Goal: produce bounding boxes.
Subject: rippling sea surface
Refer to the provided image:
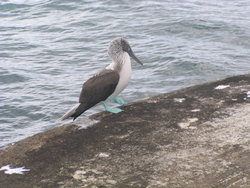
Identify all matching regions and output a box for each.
[1,0,250,147]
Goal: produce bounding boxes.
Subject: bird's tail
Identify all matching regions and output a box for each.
[60,103,88,121]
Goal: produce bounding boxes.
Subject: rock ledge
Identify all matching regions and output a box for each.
[0,74,250,188]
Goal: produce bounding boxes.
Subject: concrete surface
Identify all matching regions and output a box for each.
[0,74,250,188]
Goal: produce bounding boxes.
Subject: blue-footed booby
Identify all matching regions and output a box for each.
[61,37,143,121]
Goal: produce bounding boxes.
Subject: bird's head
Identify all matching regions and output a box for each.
[108,37,143,65]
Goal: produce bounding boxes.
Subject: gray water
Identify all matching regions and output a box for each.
[1,0,250,147]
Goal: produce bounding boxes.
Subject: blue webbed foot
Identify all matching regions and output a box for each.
[110,96,126,106]
[103,103,123,114]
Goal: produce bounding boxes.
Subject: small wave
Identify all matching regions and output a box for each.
[0,0,49,6]
[0,73,28,84]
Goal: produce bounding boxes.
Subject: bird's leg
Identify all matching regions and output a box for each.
[103,102,123,114]
[110,96,126,106]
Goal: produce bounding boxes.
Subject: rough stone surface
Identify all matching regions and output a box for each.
[0,74,250,188]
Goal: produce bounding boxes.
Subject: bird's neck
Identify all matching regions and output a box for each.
[106,52,131,73]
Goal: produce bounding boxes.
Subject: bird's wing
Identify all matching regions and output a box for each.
[79,69,119,108]
[61,69,119,121]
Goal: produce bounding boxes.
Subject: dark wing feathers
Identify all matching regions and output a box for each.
[72,69,119,120]
[80,69,119,103]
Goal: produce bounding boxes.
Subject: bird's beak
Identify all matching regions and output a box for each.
[128,50,143,65]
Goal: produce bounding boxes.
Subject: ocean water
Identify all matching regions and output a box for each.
[0,0,250,147]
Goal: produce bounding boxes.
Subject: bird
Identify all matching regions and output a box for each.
[61,37,143,121]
